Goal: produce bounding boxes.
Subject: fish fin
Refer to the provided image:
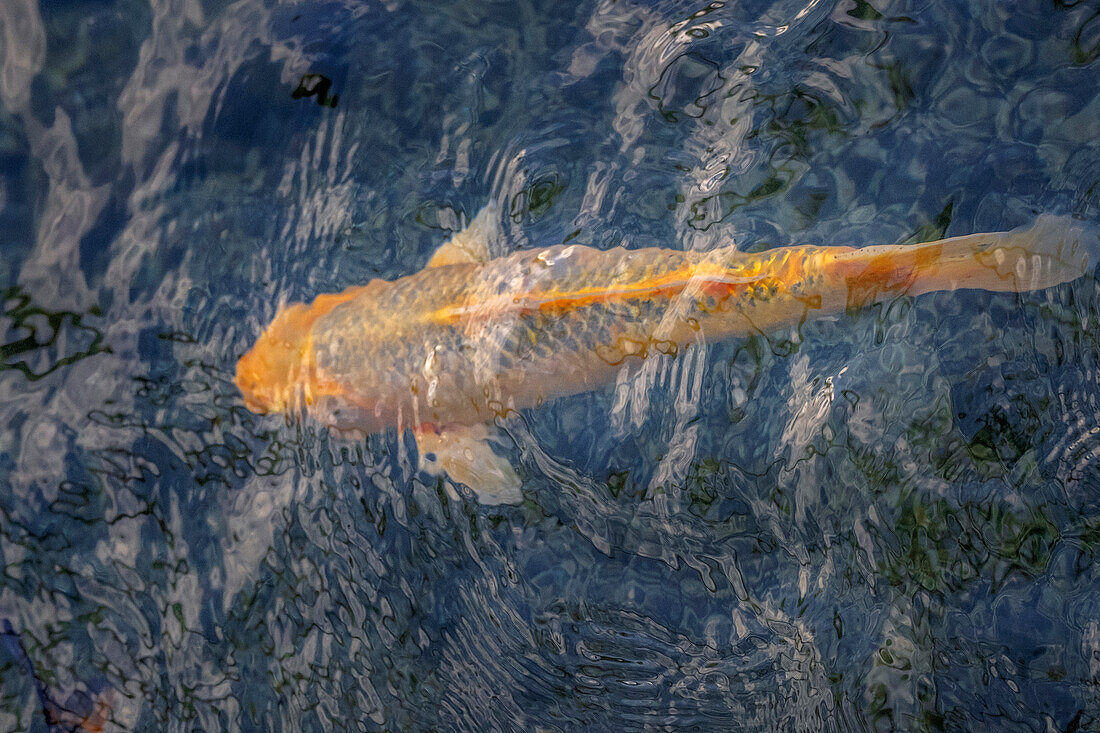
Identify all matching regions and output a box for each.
[825,214,1098,309]
[415,423,523,505]
[425,203,500,267]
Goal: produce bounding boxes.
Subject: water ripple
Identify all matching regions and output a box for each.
[3,0,1100,729]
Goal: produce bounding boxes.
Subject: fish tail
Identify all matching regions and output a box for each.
[827,215,1097,309]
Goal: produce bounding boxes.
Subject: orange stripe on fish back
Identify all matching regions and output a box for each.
[427,257,778,325]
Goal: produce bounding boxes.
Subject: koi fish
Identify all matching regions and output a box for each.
[235,208,1095,504]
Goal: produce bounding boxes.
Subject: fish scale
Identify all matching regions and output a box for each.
[305,245,780,430]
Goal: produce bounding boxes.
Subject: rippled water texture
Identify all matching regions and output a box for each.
[2,0,1100,730]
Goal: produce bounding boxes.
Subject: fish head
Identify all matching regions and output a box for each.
[235,302,316,414]
[236,286,376,415]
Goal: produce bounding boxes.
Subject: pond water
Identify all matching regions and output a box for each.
[2,0,1100,730]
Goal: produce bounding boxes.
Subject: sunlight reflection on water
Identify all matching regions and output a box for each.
[2,0,1100,730]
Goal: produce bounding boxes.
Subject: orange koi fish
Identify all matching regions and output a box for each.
[236,208,1095,503]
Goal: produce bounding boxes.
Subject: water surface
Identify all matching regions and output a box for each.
[2,0,1100,729]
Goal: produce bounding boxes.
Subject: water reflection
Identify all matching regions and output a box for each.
[2,0,1100,729]
[2,287,110,381]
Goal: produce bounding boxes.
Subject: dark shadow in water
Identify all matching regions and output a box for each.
[1,287,110,381]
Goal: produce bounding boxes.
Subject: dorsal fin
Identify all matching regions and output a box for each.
[426,203,501,267]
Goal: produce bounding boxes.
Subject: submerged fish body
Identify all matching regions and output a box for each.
[236,211,1095,502]
[242,243,822,431]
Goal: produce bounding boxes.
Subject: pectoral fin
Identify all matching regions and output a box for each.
[415,422,523,505]
[425,203,501,267]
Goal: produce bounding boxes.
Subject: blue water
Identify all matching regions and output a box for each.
[2,0,1100,730]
